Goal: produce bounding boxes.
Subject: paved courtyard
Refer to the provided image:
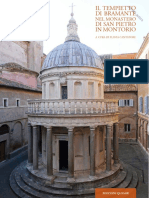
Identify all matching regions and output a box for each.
[0,143,148,198]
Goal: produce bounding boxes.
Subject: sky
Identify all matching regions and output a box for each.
[44,0,149,56]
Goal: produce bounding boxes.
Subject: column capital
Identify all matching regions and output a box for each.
[46,126,52,130]
[32,125,38,129]
[28,122,31,126]
[107,124,112,128]
[67,127,74,132]
[114,122,119,125]
[90,126,97,131]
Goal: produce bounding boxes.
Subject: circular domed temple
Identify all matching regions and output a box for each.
[10,12,138,198]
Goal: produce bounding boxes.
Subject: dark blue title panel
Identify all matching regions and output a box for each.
[104,59,149,84]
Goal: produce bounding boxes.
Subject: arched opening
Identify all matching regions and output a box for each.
[74,82,82,99]
[98,83,101,99]
[12,122,22,151]
[0,125,9,135]
[44,83,46,99]
[0,125,9,162]
[88,82,94,99]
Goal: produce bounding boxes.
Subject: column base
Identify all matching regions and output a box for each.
[89,175,98,181]
[45,175,56,185]
[67,177,75,183]
[114,159,119,164]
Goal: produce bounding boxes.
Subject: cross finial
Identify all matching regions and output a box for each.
[69,3,76,17]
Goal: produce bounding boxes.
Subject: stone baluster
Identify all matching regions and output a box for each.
[75,102,77,114]
[47,102,50,114]
[96,102,98,113]
[43,102,45,113]
[104,103,106,113]
[80,102,83,114]
[57,102,60,114]
[35,103,37,113]
[52,102,54,114]
[86,101,88,114]
[63,102,65,114]
[69,102,71,114]
[91,102,93,114]
[101,102,103,113]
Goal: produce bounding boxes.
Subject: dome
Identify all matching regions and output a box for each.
[42,12,103,71]
[42,41,103,70]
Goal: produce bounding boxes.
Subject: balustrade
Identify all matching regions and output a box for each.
[27,99,118,115]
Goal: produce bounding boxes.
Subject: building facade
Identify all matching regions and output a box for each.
[10,12,139,198]
[136,33,149,153]
[0,41,43,162]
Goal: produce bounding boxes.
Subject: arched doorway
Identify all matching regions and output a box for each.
[0,125,9,162]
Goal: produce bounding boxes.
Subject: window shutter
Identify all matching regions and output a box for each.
[139,97,141,112]
[118,100,121,106]
[130,99,133,107]
[122,100,125,107]
[124,124,126,131]
[128,124,130,131]
[141,97,143,112]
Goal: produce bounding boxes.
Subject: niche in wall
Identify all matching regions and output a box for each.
[88,82,94,99]
[49,82,55,99]
[74,81,82,99]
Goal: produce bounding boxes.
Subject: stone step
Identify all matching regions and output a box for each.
[9,169,32,198]
[21,172,97,196]
[128,169,139,188]
[117,165,133,188]
[101,170,127,188]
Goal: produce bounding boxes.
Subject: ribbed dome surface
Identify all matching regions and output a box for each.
[42,41,103,70]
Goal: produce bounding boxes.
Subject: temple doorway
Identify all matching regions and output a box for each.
[59,140,68,171]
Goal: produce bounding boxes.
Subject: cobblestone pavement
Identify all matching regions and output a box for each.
[0,144,148,198]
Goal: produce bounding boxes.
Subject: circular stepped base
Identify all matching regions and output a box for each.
[10,160,139,198]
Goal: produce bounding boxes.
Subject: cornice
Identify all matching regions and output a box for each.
[39,71,104,80]
[0,62,39,76]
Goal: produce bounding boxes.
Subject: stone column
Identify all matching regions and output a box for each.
[113,123,119,164]
[46,127,53,176]
[67,127,74,181]
[106,124,112,171]
[28,123,33,164]
[90,127,96,177]
[33,126,38,170]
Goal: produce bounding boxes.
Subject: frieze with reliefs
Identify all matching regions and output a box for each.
[28,113,118,128]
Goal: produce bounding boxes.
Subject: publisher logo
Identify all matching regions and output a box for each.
[104,59,149,84]
[95,188,136,198]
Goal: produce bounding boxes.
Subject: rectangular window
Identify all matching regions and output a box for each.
[61,86,67,99]
[124,124,130,132]
[118,99,133,107]
[3,99,8,107]
[139,97,143,113]
[16,99,20,107]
